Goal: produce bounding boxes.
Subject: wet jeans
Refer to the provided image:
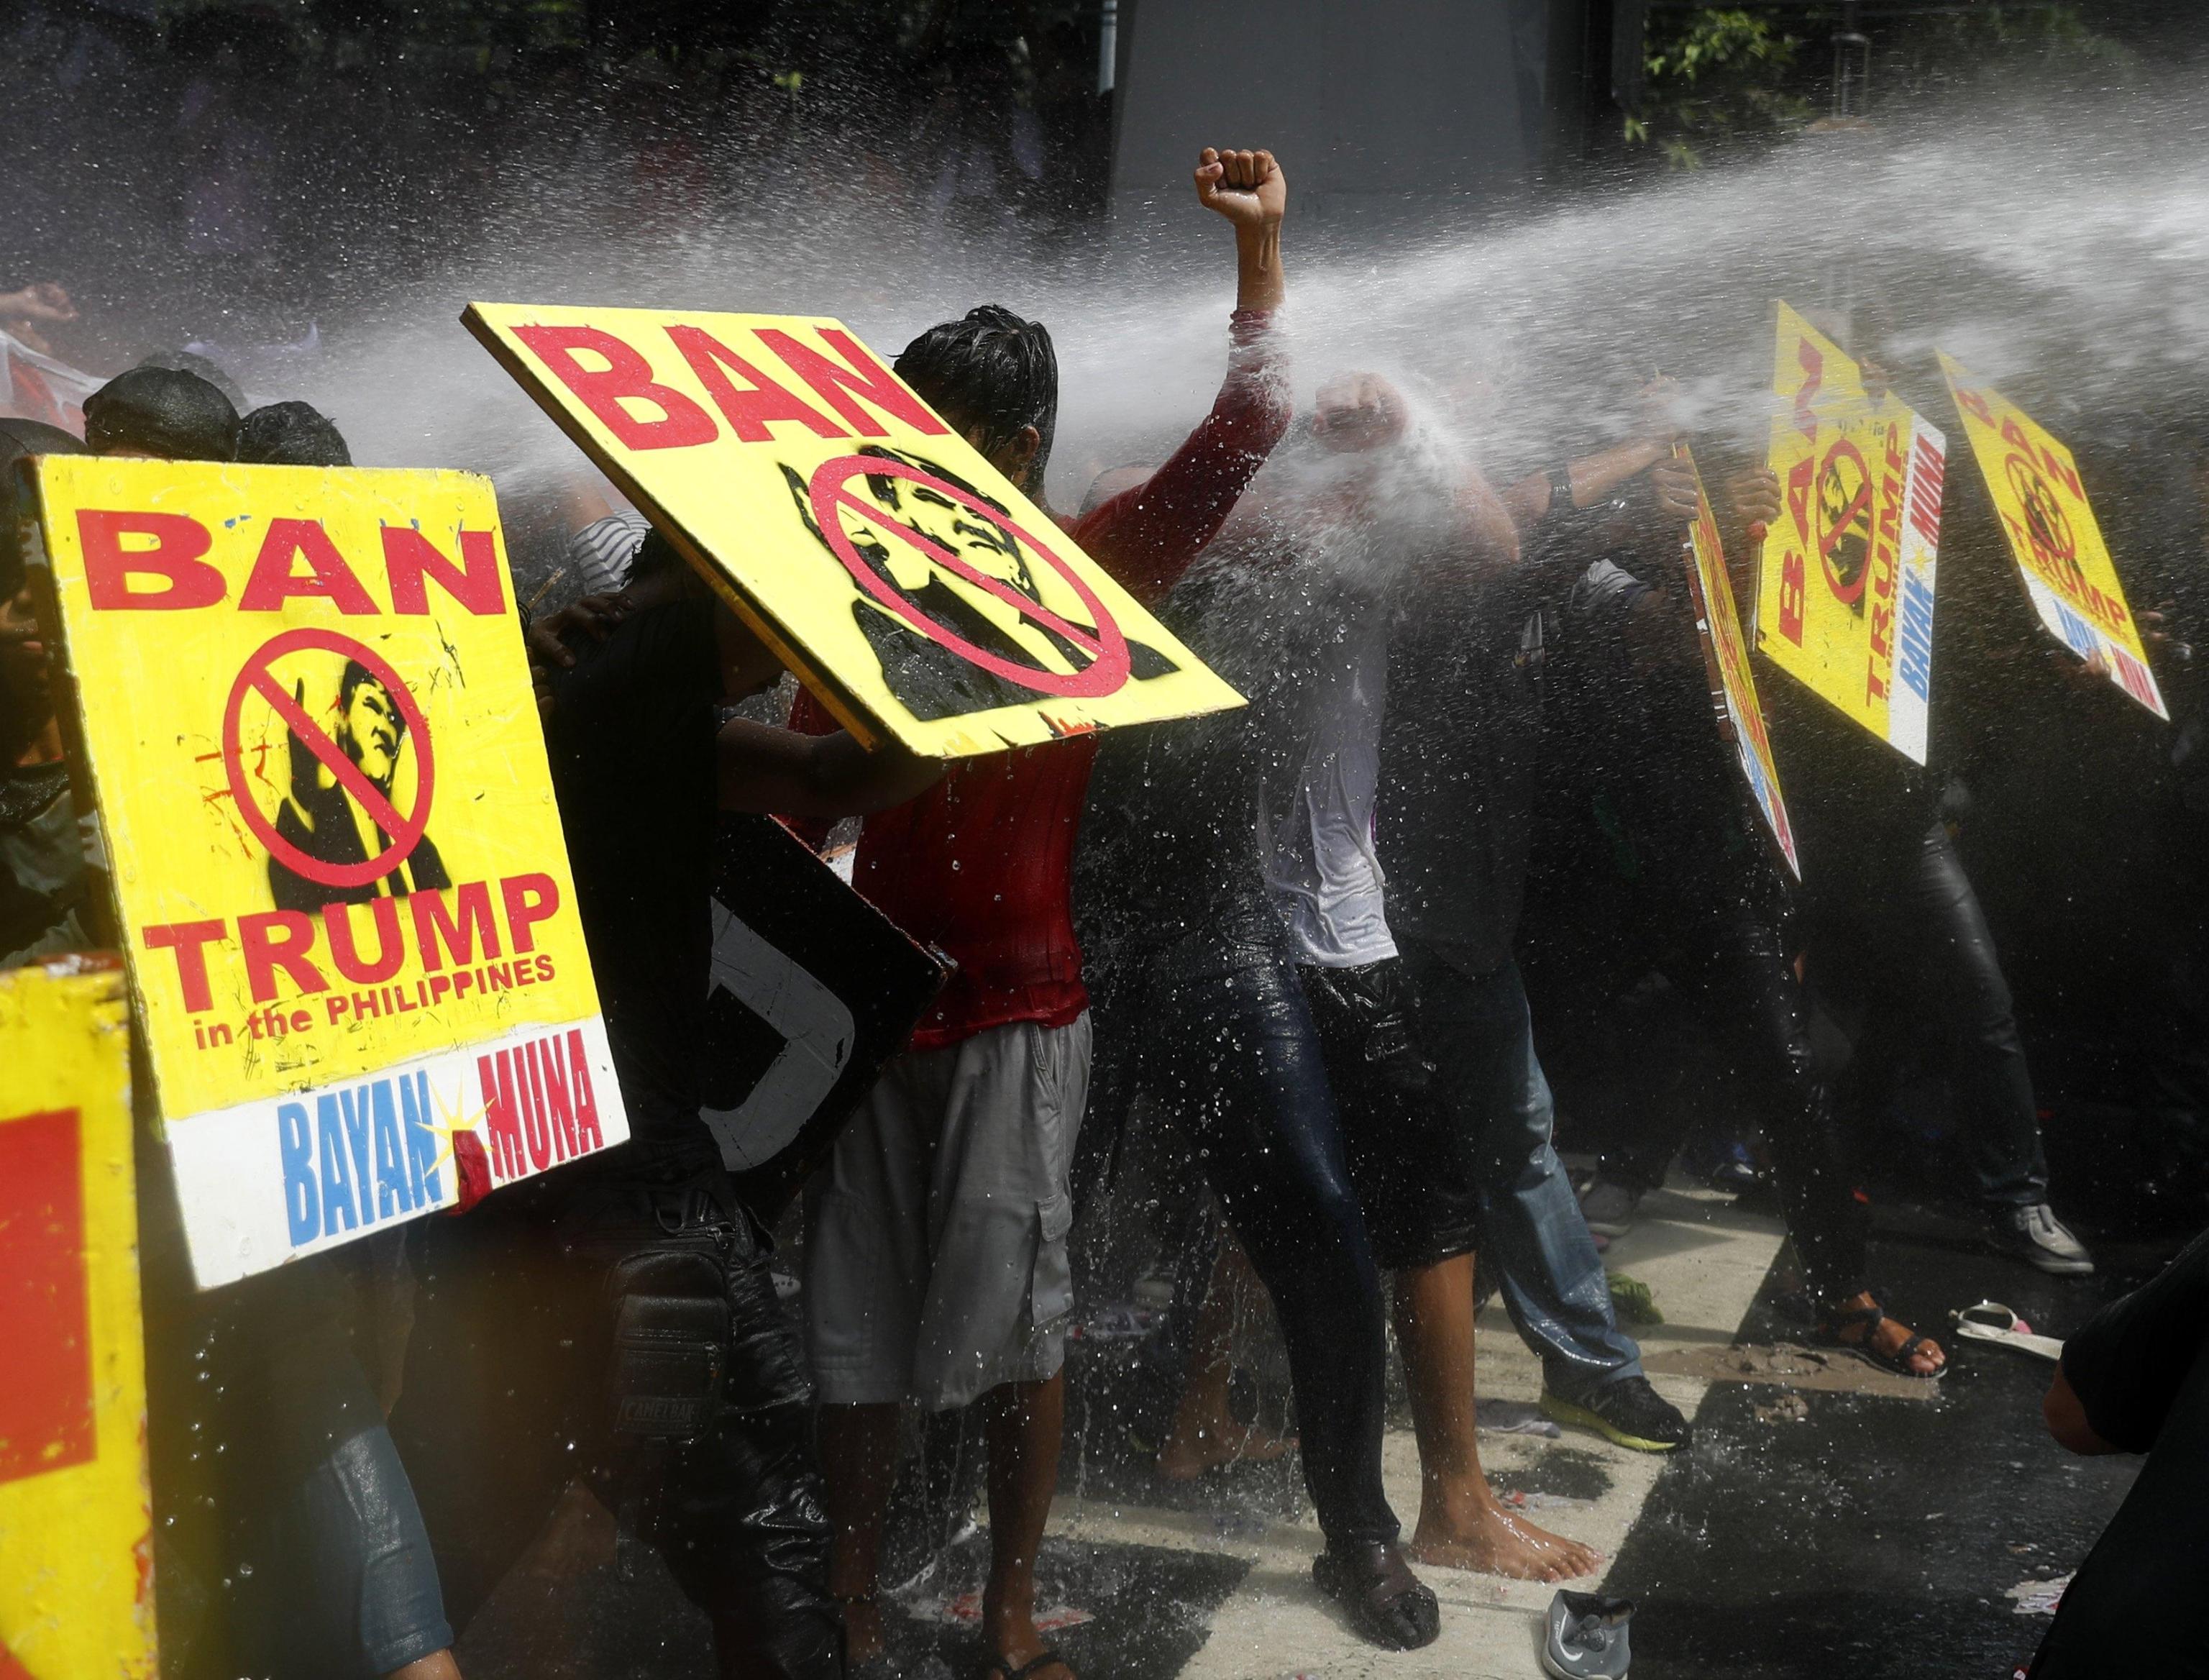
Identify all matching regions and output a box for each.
[1138,913,1401,1551]
[1806,821,2051,1212]
[216,1247,454,1679]
[391,1155,840,1680]
[1396,941,1644,1400]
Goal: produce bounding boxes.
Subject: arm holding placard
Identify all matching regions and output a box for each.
[1721,465,1783,609]
[1501,378,1684,533]
[717,718,940,818]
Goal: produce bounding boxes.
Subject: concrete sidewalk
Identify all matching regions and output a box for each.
[1048,1180,1788,1679]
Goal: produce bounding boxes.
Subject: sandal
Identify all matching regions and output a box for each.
[978,1649,1072,1680]
[1950,1300,2064,1363]
[1312,1542,1442,1651]
[1814,1297,1946,1379]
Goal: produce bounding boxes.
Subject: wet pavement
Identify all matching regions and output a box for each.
[456,1182,2163,1679]
[1613,1205,2151,1680]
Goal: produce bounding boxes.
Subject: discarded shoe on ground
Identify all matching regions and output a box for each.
[1950,1300,2064,1362]
[1542,1589,1634,1679]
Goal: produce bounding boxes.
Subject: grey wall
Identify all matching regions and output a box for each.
[1107,0,1555,255]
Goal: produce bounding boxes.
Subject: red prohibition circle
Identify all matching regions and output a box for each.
[1814,437,1875,606]
[807,454,1133,700]
[223,627,436,890]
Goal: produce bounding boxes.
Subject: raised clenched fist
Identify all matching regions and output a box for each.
[1312,372,1409,455]
[1194,147,1286,232]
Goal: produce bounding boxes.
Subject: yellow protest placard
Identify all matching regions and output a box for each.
[0,960,157,1680]
[1755,302,1947,763]
[464,303,1245,759]
[26,457,629,1288]
[1937,353,2167,719]
[1678,444,1798,879]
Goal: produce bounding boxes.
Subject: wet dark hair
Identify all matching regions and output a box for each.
[893,306,1057,484]
[83,366,239,461]
[237,401,352,467]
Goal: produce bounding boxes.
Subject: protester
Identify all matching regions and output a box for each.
[1378,424,1695,1456]
[393,523,938,1680]
[1724,461,2096,1277]
[139,401,470,1680]
[782,146,1327,1674]
[1077,447,1445,1638]
[1256,374,1612,1576]
[2029,1225,2209,1676]
[1521,447,1946,1377]
[0,419,96,966]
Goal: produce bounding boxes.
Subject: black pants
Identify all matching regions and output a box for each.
[1539,886,1872,1306]
[1301,960,1483,1272]
[390,1159,839,1680]
[1804,820,2050,1212]
[1135,914,1401,1552]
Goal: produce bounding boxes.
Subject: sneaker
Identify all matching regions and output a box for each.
[1542,1375,1692,1453]
[1578,1177,1642,1238]
[1542,1589,1634,1679]
[1990,1204,2095,1276]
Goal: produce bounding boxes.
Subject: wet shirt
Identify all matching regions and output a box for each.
[1082,548,1346,961]
[541,596,722,1159]
[2031,1227,2209,1679]
[1378,575,1544,978]
[1259,606,1396,967]
[789,309,1290,1051]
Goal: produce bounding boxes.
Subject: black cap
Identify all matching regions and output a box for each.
[82,365,240,461]
[237,401,352,468]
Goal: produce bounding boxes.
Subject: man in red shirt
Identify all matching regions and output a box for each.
[790,147,1293,1680]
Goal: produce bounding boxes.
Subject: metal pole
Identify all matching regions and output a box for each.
[1831,0,1870,119]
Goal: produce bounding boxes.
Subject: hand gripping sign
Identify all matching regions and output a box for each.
[0,962,157,1680]
[1677,444,1800,880]
[22,457,628,1288]
[464,303,1245,759]
[1937,353,2168,721]
[1755,302,1947,764]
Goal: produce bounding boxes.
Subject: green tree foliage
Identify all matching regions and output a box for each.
[1627,4,2138,171]
[1629,9,1811,169]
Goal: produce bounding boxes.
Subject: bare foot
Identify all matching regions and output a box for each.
[1156,1419,1298,1482]
[1407,1502,1604,1583]
[981,1606,1076,1680]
